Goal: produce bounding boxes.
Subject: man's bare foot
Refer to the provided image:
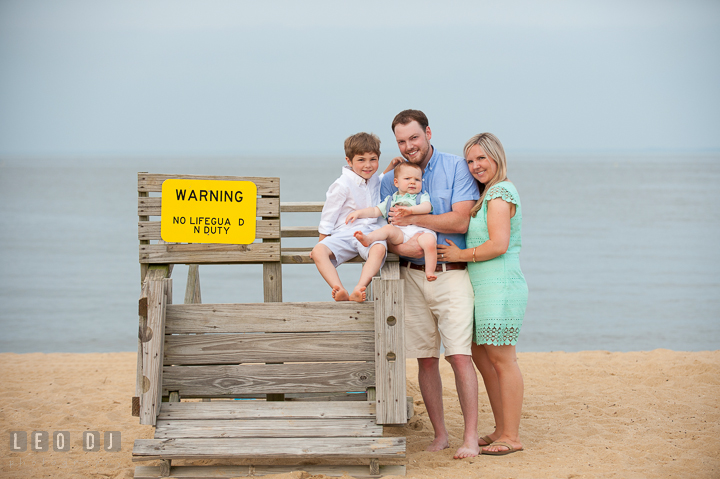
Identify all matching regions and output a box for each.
[454,440,480,459]
[426,436,449,452]
[426,273,437,282]
[332,286,349,301]
[348,286,366,302]
[353,231,372,247]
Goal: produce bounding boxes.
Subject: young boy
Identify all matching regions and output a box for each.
[311,132,396,302]
[347,162,438,281]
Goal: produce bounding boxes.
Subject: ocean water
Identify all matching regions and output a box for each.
[0,154,718,353]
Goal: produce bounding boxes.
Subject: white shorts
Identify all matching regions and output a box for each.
[398,224,437,244]
[401,266,474,358]
[319,227,387,267]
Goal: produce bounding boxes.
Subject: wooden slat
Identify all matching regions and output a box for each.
[164,332,375,365]
[134,464,406,479]
[139,220,280,241]
[281,226,319,237]
[165,302,375,334]
[162,362,375,397]
[154,418,383,438]
[132,436,406,461]
[140,279,169,425]
[372,277,407,425]
[138,197,279,217]
[140,243,278,264]
[281,249,400,265]
[138,174,279,196]
[280,201,324,212]
[158,400,375,420]
[380,261,400,280]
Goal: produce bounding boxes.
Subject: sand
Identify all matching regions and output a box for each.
[0,350,718,479]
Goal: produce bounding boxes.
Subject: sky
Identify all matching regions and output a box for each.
[1,0,719,157]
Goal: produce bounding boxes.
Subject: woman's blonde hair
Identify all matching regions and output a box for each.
[464,132,508,217]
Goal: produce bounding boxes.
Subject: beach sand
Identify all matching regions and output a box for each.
[0,350,717,478]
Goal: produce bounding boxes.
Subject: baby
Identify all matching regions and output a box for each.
[346,162,438,281]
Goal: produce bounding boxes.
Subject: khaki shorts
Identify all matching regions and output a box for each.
[401,266,474,358]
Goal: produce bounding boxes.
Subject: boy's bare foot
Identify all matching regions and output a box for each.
[426,436,449,452]
[453,440,480,459]
[353,231,372,247]
[426,273,437,282]
[348,286,366,302]
[332,286,349,301]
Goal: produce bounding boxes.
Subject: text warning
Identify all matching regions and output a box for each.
[160,179,257,244]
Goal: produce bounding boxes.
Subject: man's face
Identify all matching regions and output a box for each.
[394,121,432,167]
[346,151,380,180]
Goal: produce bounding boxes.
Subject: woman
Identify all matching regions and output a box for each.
[437,132,528,455]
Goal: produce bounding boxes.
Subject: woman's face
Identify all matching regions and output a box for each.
[466,144,497,184]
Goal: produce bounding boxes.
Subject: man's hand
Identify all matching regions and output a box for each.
[387,232,424,258]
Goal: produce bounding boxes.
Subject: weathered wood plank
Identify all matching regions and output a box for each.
[154,418,383,438]
[140,243,279,264]
[139,220,280,241]
[280,201,324,212]
[138,197,279,217]
[372,277,407,425]
[281,249,400,265]
[184,265,201,305]
[281,226,319,237]
[132,436,406,461]
[140,279,170,425]
[157,400,375,420]
[380,261,400,280]
[134,464,406,478]
[165,302,374,334]
[138,174,279,196]
[164,332,375,365]
[162,362,375,397]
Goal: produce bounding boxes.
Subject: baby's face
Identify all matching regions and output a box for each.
[346,151,379,180]
[394,167,423,195]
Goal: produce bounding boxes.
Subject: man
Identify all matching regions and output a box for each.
[380,109,480,458]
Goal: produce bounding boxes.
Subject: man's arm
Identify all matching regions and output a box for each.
[387,200,475,257]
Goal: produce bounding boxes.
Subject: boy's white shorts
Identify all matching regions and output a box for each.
[319,227,387,267]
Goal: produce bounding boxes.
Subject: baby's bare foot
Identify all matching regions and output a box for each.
[348,286,366,302]
[332,286,349,301]
[353,231,372,247]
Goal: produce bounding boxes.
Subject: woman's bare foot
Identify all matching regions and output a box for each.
[481,437,523,455]
[353,231,372,247]
[348,285,366,302]
[426,273,437,282]
[332,286,350,301]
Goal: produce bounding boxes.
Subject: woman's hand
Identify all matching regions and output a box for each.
[437,239,463,263]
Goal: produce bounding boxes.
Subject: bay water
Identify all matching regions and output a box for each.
[1,154,718,353]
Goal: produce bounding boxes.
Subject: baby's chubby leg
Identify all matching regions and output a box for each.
[310,243,349,301]
[418,233,438,281]
[354,225,404,248]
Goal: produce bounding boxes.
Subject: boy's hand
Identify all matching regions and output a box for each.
[345,211,360,224]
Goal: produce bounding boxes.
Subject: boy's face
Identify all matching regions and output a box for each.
[393,166,422,195]
[346,151,379,180]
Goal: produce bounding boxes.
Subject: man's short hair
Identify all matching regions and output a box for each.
[391,109,429,132]
[344,132,381,159]
[394,161,423,179]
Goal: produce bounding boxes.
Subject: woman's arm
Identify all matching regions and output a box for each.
[436,198,512,262]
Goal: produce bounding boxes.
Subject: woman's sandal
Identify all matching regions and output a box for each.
[482,441,523,456]
[479,435,494,446]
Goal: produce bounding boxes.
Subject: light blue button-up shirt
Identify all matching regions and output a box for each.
[380,146,480,264]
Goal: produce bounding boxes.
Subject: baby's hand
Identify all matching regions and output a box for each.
[393,206,412,218]
[345,211,359,224]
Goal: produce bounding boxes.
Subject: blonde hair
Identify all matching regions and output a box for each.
[464,133,508,217]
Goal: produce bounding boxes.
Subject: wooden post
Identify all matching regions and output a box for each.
[184,264,201,304]
[369,459,380,476]
[160,459,171,476]
[139,276,170,425]
[263,191,284,401]
[372,276,406,425]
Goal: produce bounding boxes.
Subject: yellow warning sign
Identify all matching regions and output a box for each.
[160,179,257,244]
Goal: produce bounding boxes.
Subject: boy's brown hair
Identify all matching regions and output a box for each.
[344,132,381,160]
[394,161,423,179]
[391,109,429,132]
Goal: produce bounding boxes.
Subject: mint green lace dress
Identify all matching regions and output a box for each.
[466,181,528,346]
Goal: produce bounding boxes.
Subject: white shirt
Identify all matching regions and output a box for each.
[318,166,384,236]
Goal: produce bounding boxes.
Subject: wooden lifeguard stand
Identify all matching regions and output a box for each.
[132,173,409,478]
